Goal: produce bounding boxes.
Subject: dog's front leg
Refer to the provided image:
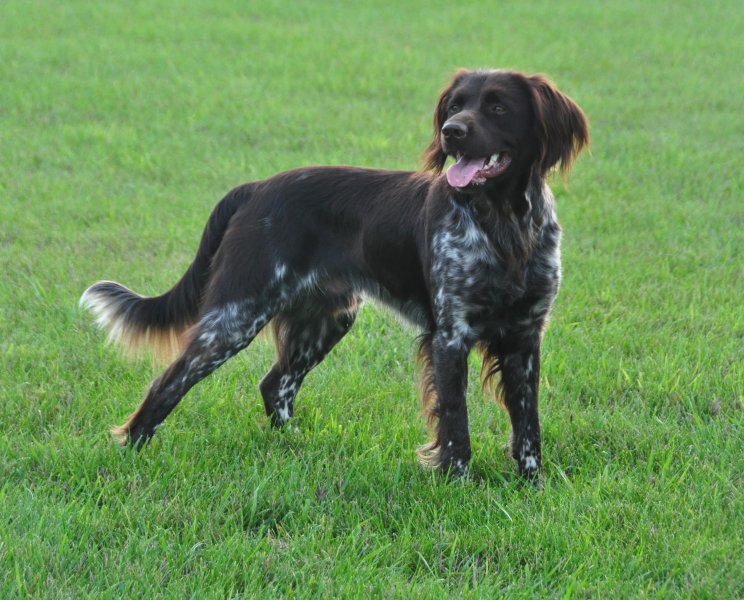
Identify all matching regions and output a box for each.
[499,343,543,482]
[430,331,471,477]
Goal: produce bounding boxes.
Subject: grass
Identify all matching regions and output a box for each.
[1,0,742,597]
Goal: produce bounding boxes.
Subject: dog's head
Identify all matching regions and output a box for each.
[422,69,589,191]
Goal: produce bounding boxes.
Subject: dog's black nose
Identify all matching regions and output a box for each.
[441,121,468,139]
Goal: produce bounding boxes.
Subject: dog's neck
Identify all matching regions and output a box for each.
[455,169,545,226]
[451,170,548,295]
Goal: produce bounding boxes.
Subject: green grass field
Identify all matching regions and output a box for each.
[2,1,742,597]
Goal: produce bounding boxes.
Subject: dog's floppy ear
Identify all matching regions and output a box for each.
[421,69,469,173]
[528,74,589,178]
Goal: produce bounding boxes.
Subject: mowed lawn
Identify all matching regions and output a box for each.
[1,1,742,597]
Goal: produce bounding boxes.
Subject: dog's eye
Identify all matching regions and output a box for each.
[491,103,506,115]
[447,104,460,116]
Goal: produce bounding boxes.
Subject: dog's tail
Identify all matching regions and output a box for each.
[79,185,248,361]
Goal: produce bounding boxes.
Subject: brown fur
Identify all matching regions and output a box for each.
[415,334,442,467]
[80,69,588,482]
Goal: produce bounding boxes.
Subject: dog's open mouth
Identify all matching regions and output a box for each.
[446,152,512,188]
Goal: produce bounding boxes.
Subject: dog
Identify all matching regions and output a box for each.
[80,69,588,482]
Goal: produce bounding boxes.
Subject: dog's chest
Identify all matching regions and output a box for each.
[429,203,559,340]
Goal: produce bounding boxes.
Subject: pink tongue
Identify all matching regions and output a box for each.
[446,156,486,188]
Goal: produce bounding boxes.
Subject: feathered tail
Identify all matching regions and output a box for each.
[79,185,248,361]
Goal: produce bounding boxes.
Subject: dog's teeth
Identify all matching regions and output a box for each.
[489,153,500,166]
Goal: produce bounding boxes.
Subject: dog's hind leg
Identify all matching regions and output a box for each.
[259,290,358,427]
[112,300,273,447]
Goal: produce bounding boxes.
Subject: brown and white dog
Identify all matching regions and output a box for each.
[81,69,588,482]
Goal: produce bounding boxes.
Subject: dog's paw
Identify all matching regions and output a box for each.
[111,421,156,450]
[516,456,543,488]
[418,440,471,481]
[444,457,471,481]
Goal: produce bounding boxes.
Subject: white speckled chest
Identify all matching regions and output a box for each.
[429,198,561,345]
